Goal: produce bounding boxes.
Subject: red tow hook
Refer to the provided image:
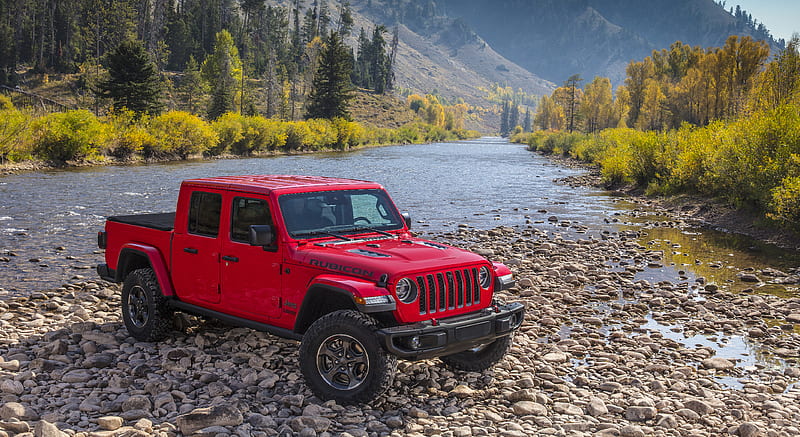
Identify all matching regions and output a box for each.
[431,319,439,326]
[493,305,500,313]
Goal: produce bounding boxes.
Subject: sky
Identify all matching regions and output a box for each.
[728,0,799,42]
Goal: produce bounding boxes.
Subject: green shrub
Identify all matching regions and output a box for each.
[0,104,31,163]
[31,110,106,162]
[509,130,530,144]
[147,111,217,159]
[423,124,448,142]
[770,175,800,225]
[571,134,606,162]
[210,112,245,156]
[245,116,287,153]
[0,94,13,111]
[109,125,154,159]
[395,124,420,144]
[284,122,310,151]
[598,147,631,185]
[103,109,153,159]
[305,119,337,149]
[332,117,363,149]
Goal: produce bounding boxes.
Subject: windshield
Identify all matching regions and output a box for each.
[279,189,405,239]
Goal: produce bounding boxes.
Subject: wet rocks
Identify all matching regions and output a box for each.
[624,406,657,421]
[175,405,243,435]
[586,397,608,416]
[34,420,68,437]
[702,357,735,371]
[512,401,547,416]
[0,403,38,421]
[97,416,124,431]
[737,272,761,283]
[738,422,763,437]
[0,225,798,437]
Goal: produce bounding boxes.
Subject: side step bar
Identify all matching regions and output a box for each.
[168,299,302,341]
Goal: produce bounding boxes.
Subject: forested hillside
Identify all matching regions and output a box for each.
[437,0,783,85]
[0,0,785,130]
[514,36,800,228]
[0,0,553,121]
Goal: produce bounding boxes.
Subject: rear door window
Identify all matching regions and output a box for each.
[188,191,222,237]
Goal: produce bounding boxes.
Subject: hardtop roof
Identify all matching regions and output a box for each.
[181,175,383,195]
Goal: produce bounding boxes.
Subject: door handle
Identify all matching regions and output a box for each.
[183,248,198,254]
[222,255,239,262]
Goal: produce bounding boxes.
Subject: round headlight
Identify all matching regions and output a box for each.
[479,266,492,289]
[395,277,418,304]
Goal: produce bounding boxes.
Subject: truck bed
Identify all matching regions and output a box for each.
[107,212,176,231]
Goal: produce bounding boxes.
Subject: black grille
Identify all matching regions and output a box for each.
[417,267,481,314]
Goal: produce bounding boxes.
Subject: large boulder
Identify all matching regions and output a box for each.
[175,405,243,435]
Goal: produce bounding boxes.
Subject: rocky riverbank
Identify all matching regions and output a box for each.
[552,161,800,252]
[1,226,799,437]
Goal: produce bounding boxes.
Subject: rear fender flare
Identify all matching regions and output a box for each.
[117,243,175,296]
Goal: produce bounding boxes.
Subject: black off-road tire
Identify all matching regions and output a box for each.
[121,268,173,342]
[299,310,397,404]
[440,335,512,372]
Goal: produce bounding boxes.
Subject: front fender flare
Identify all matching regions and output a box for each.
[308,274,396,313]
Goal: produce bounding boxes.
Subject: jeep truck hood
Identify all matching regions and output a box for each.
[290,237,488,281]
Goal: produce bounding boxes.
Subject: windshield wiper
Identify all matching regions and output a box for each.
[341,226,396,238]
[293,230,352,241]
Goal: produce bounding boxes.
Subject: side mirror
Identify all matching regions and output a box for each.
[249,225,275,247]
[401,213,411,229]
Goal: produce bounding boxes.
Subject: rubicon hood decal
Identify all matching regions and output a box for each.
[309,258,375,278]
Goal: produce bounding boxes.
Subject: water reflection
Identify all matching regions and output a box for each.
[638,315,797,391]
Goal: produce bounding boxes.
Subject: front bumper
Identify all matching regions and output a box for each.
[376,301,525,360]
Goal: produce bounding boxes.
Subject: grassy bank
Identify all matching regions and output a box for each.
[0,95,479,171]
[512,100,800,230]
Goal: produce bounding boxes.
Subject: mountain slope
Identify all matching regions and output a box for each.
[436,0,783,85]
[348,1,555,107]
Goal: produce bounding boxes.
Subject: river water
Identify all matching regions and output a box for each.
[2,137,799,295]
[2,137,799,382]
[1,137,619,293]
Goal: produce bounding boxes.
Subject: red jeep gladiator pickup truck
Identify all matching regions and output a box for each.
[97,175,523,403]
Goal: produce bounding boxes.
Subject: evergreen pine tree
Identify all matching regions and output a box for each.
[336,1,354,36]
[208,56,236,119]
[564,74,583,132]
[508,102,519,131]
[503,102,509,135]
[203,30,242,119]
[353,27,370,87]
[523,108,532,132]
[178,55,208,114]
[100,38,163,116]
[291,0,304,66]
[305,32,354,119]
[302,3,319,43]
[370,25,389,93]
